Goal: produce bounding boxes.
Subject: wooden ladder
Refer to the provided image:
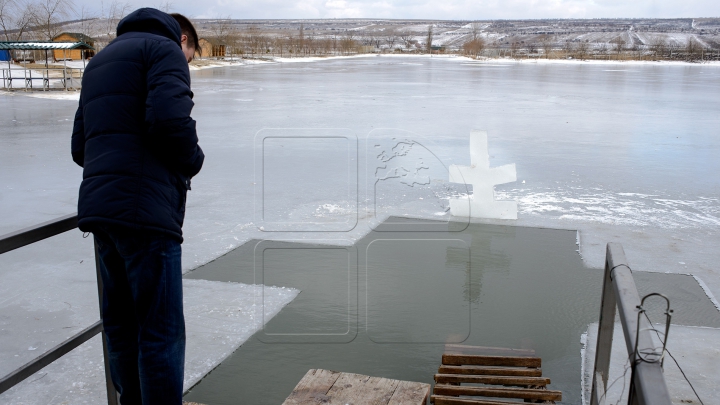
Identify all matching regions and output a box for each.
[431,344,562,405]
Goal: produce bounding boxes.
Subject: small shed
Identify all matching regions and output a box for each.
[52,33,95,60]
[198,38,226,58]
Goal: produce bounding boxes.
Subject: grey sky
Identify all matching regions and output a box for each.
[95,0,719,20]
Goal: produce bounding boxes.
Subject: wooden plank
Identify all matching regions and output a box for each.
[434,374,550,387]
[388,380,431,405]
[282,369,341,405]
[438,365,542,377]
[433,384,561,402]
[443,344,536,357]
[325,372,400,404]
[431,395,533,405]
[442,354,541,368]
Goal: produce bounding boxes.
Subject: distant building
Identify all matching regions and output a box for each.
[52,33,95,60]
[198,38,226,58]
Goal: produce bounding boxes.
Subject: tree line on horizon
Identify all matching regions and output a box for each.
[1,0,718,63]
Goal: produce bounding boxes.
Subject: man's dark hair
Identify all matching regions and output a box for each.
[170,13,200,56]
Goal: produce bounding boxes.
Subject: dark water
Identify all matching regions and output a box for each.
[183,218,720,405]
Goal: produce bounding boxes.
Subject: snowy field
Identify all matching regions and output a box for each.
[1,54,719,403]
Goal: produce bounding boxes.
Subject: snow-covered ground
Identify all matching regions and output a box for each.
[0,279,298,404]
[1,54,719,403]
[582,322,720,405]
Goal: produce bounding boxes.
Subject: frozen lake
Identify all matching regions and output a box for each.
[1,56,719,404]
[2,57,719,271]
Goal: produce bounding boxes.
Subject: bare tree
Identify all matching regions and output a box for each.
[597,42,609,59]
[273,36,284,56]
[510,41,520,58]
[686,37,703,61]
[470,22,481,40]
[298,23,304,54]
[97,0,130,47]
[0,0,33,41]
[156,0,172,13]
[339,30,355,55]
[576,41,589,60]
[462,37,485,58]
[611,37,626,57]
[425,24,433,53]
[30,0,77,40]
[648,35,667,59]
[540,34,553,58]
[399,31,413,51]
[370,32,382,49]
[384,28,397,50]
[526,41,537,55]
[77,4,97,37]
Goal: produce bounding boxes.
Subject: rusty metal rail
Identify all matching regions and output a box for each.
[590,243,672,405]
[0,215,117,404]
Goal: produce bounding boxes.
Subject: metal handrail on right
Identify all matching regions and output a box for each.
[590,243,672,405]
[0,215,117,404]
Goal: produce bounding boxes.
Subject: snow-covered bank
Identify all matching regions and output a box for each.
[582,322,720,405]
[189,53,720,69]
[0,279,298,404]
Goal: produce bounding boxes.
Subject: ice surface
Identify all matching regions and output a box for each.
[582,322,720,405]
[449,130,518,219]
[0,279,298,404]
[2,55,720,402]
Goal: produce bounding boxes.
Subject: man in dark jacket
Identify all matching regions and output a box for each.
[71,8,204,404]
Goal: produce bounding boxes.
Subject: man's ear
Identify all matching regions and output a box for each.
[180,34,188,44]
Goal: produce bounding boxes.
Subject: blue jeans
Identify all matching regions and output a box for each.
[94,227,185,405]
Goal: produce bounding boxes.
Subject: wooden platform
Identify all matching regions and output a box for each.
[431,344,562,405]
[283,369,430,405]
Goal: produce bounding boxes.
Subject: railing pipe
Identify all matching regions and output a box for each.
[590,243,672,405]
[0,214,77,254]
[0,214,117,403]
[0,321,102,395]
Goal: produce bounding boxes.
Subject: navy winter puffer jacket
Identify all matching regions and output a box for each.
[71,8,204,242]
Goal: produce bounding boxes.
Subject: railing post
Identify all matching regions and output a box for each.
[94,239,119,405]
[591,243,673,405]
[590,243,618,405]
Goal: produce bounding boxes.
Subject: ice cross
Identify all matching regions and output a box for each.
[448,130,518,219]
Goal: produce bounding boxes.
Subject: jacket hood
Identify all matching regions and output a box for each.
[117,8,181,46]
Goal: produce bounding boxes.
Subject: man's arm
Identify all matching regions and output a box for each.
[71,98,85,167]
[145,41,204,178]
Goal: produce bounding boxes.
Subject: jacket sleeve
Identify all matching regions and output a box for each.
[71,98,85,167]
[145,41,204,178]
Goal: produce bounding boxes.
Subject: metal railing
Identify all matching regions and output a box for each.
[590,243,672,405]
[2,67,83,90]
[0,214,118,404]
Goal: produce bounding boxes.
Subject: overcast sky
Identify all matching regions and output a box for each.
[95,0,720,20]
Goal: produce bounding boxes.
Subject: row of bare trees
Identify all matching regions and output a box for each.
[198,23,426,58]
[0,0,132,45]
[460,34,718,62]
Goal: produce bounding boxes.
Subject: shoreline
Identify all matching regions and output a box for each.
[3,54,717,101]
[190,53,720,69]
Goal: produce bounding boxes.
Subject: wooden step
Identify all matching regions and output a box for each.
[444,344,536,357]
[433,384,561,402]
[442,354,541,368]
[434,374,550,387]
[431,395,532,405]
[282,369,430,405]
[438,365,542,377]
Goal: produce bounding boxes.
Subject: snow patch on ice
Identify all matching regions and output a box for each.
[496,187,720,229]
[0,279,298,404]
